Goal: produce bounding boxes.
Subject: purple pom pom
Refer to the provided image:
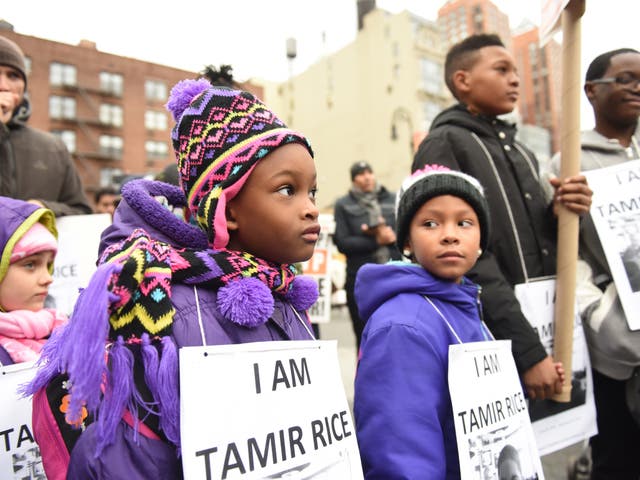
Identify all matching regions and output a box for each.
[165,78,211,122]
[217,278,274,327]
[284,276,319,311]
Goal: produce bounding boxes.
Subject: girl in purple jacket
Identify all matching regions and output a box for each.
[26,80,321,479]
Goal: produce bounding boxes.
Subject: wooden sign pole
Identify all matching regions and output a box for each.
[552,0,585,403]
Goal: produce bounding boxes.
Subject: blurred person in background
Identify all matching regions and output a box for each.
[333,161,401,349]
[0,35,91,217]
[93,186,120,218]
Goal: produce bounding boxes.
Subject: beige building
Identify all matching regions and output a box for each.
[262,9,451,210]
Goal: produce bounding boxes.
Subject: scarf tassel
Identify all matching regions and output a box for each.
[95,336,135,456]
[156,336,180,448]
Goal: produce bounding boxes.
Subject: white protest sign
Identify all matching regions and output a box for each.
[180,340,363,480]
[449,340,544,480]
[301,214,335,324]
[0,361,45,479]
[515,278,597,455]
[540,0,569,45]
[48,214,111,316]
[584,160,640,330]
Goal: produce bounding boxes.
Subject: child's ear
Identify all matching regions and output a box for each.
[452,70,471,95]
[226,204,239,231]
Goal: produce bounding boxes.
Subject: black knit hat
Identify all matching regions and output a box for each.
[0,36,27,86]
[396,165,490,252]
[350,161,372,180]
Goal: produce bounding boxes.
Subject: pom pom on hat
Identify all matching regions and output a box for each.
[165,78,210,122]
[396,164,491,253]
[166,80,313,249]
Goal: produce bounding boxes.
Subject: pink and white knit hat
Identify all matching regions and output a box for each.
[10,222,58,263]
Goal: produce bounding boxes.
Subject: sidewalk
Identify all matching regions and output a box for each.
[318,305,585,480]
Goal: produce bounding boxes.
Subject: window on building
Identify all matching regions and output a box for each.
[50,62,77,87]
[100,167,123,188]
[145,80,167,101]
[99,104,123,127]
[423,102,441,131]
[51,130,76,153]
[145,140,169,160]
[49,96,76,120]
[540,46,548,69]
[100,72,124,97]
[99,135,123,159]
[529,43,538,68]
[420,58,442,94]
[24,57,32,76]
[472,4,483,32]
[393,64,401,80]
[145,110,168,131]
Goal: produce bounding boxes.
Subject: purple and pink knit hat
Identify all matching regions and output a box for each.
[166,79,313,248]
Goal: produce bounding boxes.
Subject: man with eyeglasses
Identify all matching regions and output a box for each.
[552,48,640,480]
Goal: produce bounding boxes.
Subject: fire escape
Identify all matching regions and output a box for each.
[50,79,123,190]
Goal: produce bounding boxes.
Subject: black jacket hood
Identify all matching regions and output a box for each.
[430,103,517,140]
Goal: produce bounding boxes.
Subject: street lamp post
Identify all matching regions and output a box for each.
[285,38,297,126]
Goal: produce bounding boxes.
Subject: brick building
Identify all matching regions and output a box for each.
[0,24,262,205]
[512,23,561,153]
[437,0,511,49]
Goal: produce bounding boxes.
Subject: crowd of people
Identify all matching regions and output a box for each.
[1,29,639,479]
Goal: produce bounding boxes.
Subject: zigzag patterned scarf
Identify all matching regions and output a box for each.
[99,228,317,339]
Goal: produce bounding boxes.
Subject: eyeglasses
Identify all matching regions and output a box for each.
[590,73,640,89]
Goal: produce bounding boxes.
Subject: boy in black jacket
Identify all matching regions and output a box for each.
[412,33,592,400]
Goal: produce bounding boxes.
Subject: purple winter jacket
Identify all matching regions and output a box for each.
[55,180,316,479]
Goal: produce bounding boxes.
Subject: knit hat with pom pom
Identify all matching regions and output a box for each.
[165,79,313,249]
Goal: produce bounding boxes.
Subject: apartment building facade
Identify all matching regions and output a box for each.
[0,25,262,203]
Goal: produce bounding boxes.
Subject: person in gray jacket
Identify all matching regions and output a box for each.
[333,161,401,348]
[0,35,91,216]
[552,47,640,480]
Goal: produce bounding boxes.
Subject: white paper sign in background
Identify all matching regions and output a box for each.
[180,340,363,480]
[584,160,640,330]
[47,214,111,316]
[0,361,43,479]
[515,278,597,455]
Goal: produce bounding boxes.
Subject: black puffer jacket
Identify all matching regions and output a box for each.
[0,97,91,216]
[412,103,554,372]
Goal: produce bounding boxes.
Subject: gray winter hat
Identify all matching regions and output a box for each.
[396,164,490,252]
[0,36,26,85]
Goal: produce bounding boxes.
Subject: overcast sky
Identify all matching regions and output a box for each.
[2,1,638,128]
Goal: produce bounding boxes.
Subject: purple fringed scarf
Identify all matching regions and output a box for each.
[26,227,319,456]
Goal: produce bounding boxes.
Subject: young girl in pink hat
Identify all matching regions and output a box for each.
[0,196,66,365]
